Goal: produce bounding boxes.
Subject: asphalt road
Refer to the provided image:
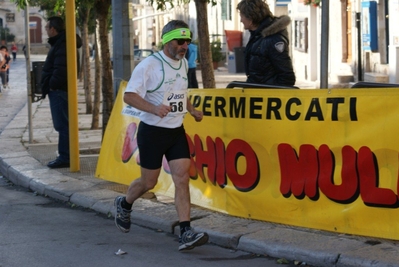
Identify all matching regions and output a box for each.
[0,176,305,267]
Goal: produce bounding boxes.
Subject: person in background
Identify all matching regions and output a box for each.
[186,33,199,88]
[11,42,17,61]
[114,20,209,251]
[0,49,5,93]
[236,0,295,87]
[90,43,96,61]
[22,45,26,58]
[0,46,11,90]
[40,16,82,169]
[151,41,159,52]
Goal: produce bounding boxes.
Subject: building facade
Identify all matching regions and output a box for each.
[2,0,397,86]
[0,1,47,49]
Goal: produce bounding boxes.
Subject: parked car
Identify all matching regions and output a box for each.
[110,49,154,68]
[134,49,154,65]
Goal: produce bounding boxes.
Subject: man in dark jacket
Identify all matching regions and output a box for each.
[237,0,296,87]
[41,16,81,168]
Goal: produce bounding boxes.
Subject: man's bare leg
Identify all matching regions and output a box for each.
[126,167,161,204]
[114,167,161,233]
[169,158,209,251]
[169,158,191,222]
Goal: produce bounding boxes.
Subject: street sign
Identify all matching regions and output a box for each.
[29,21,37,30]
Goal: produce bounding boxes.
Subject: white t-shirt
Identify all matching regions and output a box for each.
[124,51,189,128]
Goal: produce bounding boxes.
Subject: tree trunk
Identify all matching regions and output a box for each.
[195,0,215,88]
[92,30,101,130]
[81,8,93,114]
[95,0,113,136]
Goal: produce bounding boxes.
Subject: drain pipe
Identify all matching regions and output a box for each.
[356,12,362,81]
[320,0,330,89]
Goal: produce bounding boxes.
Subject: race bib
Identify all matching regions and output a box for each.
[121,105,141,118]
[163,90,187,115]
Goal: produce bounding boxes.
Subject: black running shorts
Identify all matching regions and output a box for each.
[137,121,190,170]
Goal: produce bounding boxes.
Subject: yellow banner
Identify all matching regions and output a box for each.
[96,82,399,240]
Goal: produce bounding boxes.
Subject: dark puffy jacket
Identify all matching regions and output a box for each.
[40,31,82,99]
[244,15,296,87]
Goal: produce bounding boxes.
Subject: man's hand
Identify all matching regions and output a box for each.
[190,109,203,122]
[153,104,172,118]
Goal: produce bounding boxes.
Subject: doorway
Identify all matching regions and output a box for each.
[29,16,42,44]
[341,0,352,63]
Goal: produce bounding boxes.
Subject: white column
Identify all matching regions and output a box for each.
[389,46,399,83]
[308,6,318,81]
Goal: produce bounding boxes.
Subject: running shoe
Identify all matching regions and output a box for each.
[114,196,132,233]
[178,227,209,251]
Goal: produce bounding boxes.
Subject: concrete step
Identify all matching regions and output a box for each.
[364,72,389,83]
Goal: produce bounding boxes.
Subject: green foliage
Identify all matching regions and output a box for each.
[303,0,321,7]
[210,39,225,62]
[11,0,61,11]
[10,0,26,9]
[77,1,97,34]
[148,0,218,11]
[12,0,105,34]
[0,27,15,42]
[12,0,74,15]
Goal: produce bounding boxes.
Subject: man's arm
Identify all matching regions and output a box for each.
[187,99,203,122]
[0,53,5,67]
[124,92,171,118]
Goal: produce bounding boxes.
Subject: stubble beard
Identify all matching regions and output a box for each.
[166,45,186,61]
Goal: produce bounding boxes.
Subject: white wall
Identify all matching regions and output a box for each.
[0,1,46,46]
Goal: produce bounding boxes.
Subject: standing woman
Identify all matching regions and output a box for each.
[237,0,296,87]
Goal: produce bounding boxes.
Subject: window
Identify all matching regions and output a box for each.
[6,13,15,23]
[294,18,308,52]
[221,0,232,21]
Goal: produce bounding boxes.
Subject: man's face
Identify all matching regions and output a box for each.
[45,22,57,38]
[164,39,190,61]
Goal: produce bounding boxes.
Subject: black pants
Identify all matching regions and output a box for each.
[187,68,198,88]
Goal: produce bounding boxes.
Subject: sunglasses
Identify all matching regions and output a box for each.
[174,39,191,45]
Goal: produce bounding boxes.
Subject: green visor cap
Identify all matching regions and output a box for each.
[162,28,191,45]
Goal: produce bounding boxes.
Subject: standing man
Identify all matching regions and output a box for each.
[41,16,81,169]
[186,33,199,88]
[114,20,209,251]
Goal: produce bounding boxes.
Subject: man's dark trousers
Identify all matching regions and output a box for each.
[48,90,69,163]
